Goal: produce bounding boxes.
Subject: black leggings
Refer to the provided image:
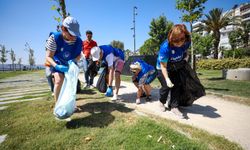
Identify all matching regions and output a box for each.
[157,70,183,108]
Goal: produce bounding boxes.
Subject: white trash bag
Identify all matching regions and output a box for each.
[54,60,79,119]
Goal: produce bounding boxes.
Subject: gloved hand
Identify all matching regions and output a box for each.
[105,86,113,97]
[165,77,174,88]
[55,65,69,72]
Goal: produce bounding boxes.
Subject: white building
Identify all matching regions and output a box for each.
[192,2,250,50]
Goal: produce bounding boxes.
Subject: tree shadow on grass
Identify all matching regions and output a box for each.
[207,77,224,81]
[66,102,133,128]
[77,89,97,95]
[76,96,105,101]
[120,89,159,104]
[180,104,221,119]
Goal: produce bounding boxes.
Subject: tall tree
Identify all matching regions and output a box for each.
[192,33,213,58]
[10,48,16,71]
[241,22,250,48]
[0,45,8,71]
[25,42,35,68]
[51,0,69,31]
[148,15,173,47]
[201,8,236,59]
[110,40,124,50]
[140,15,173,55]
[139,38,159,55]
[18,58,22,71]
[176,0,207,69]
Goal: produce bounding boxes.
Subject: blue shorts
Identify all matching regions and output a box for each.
[145,71,157,85]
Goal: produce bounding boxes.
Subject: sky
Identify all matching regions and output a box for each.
[0,0,248,65]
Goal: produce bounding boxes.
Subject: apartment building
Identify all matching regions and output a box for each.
[192,2,250,50]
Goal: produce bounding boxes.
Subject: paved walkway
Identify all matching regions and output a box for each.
[79,73,250,150]
[0,72,49,106]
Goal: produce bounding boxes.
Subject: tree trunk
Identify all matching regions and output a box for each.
[59,0,67,19]
[1,63,3,72]
[213,31,220,59]
[190,22,196,71]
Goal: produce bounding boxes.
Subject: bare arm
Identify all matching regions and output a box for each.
[160,62,169,79]
[160,62,174,88]
[46,50,57,67]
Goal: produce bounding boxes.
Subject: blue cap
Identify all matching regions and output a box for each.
[62,16,81,37]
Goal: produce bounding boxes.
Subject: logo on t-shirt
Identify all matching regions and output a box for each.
[63,51,71,59]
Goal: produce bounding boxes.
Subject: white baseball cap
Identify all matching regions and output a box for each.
[62,16,81,37]
[91,46,101,61]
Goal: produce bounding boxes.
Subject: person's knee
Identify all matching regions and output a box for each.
[54,79,63,86]
[54,75,64,86]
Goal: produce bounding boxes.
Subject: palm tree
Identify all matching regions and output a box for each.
[201,8,235,59]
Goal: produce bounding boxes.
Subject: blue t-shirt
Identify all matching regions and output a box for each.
[99,45,125,62]
[156,40,190,70]
[134,59,155,81]
[99,45,114,61]
[113,48,125,61]
[51,32,82,66]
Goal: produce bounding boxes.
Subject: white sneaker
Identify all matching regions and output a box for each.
[136,98,141,104]
[84,84,90,89]
[171,108,184,119]
[159,102,166,112]
[111,94,118,101]
[55,117,71,122]
[89,85,95,89]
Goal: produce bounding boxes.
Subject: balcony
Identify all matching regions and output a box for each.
[242,17,250,22]
[241,9,250,15]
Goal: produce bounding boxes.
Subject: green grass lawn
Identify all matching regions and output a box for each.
[0,90,242,150]
[0,70,36,80]
[197,70,250,97]
[122,69,250,105]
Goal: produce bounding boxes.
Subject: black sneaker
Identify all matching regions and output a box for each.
[145,96,151,102]
[140,93,146,98]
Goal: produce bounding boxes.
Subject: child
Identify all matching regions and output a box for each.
[130,59,157,104]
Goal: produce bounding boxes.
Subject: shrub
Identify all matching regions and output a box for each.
[224,47,250,58]
[197,58,250,70]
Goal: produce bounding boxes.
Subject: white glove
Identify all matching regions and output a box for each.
[165,77,174,88]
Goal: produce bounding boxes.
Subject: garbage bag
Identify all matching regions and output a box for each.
[87,59,99,78]
[168,60,205,106]
[96,66,108,93]
[54,60,79,119]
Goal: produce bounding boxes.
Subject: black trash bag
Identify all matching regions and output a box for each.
[168,60,205,106]
[87,60,100,78]
[96,66,108,93]
[76,79,81,93]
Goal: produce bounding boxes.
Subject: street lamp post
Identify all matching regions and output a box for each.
[131,6,137,55]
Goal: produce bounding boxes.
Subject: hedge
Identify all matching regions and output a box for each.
[197,58,250,70]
